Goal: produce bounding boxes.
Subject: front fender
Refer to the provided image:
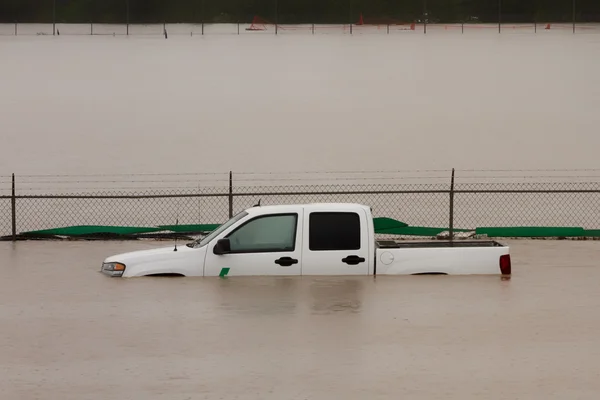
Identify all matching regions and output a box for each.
[111,246,207,278]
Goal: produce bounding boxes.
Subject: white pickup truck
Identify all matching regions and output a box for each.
[101,203,511,278]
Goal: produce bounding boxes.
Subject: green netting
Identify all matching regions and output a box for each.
[376,226,470,237]
[158,224,221,232]
[475,227,586,238]
[21,225,162,236]
[17,220,600,239]
[373,217,408,232]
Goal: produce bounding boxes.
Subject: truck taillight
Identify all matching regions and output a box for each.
[499,254,511,275]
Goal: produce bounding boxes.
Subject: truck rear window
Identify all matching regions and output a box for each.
[309,212,361,251]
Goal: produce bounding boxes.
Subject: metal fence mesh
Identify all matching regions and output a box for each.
[454,182,600,229]
[2,172,600,238]
[14,188,230,234]
[232,184,450,228]
[0,198,11,237]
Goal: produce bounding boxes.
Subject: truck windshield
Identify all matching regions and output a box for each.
[187,211,248,248]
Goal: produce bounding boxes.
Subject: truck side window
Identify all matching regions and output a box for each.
[309,212,360,251]
[226,214,297,253]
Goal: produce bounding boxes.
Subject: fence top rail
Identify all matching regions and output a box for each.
[4,170,600,196]
[6,187,600,200]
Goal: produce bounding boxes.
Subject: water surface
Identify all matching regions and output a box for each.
[1,28,599,175]
[1,239,600,399]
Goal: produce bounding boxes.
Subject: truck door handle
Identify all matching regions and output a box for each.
[342,255,366,265]
[275,257,298,267]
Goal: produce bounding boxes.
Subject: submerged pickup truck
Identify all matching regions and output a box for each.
[101,203,511,278]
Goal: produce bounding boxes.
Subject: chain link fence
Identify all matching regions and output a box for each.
[453,182,600,229]
[1,0,599,36]
[0,175,12,238]
[2,171,600,239]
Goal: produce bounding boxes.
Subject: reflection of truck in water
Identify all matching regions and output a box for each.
[101,203,511,278]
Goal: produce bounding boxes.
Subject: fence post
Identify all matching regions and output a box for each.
[15,21,17,36]
[228,171,233,218]
[275,0,279,35]
[572,0,576,34]
[349,0,353,34]
[423,0,427,33]
[449,168,455,244]
[126,0,130,35]
[498,0,502,33]
[53,0,56,36]
[11,173,16,241]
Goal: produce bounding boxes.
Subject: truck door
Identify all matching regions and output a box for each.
[204,209,303,277]
[301,209,370,276]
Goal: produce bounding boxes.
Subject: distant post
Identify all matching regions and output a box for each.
[423,0,427,34]
[311,0,314,34]
[498,0,502,33]
[126,0,130,35]
[572,0,576,33]
[349,0,352,34]
[53,0,56,35]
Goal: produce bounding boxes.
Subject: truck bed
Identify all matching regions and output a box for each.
[374,240,510,275]
[376,240,506,249]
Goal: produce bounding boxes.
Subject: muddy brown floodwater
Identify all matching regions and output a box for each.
[1,33,600,175]
[1,239,600,399]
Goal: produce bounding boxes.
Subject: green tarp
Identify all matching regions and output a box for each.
[21,225,162,236]
[17,219,600,239]
[377,226,471,236]
[373,217,408,231]
[475,227,587,238]
[21,224,220,237]
[157,224,221,233]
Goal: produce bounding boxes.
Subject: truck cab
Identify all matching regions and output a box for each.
[101,203,510,278]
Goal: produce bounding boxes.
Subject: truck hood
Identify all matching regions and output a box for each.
[103,244,206,277]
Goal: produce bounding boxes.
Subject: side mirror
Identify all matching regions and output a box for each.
[213,238,231,255]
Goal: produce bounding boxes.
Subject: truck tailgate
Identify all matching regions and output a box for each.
[375,243,511,275]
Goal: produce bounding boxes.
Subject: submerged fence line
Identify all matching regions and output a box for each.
[2,22,600,37]
[2,169,600,240]
[1,0,599,36]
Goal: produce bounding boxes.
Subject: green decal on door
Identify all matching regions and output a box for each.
[219,267,230,278]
